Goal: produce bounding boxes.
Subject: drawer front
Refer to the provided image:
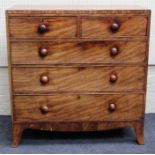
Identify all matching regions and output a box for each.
[14,94,144,121]
[11,40,146,64]
[12,67,145,93]
[82,17,147,38]
[9,17,77,38]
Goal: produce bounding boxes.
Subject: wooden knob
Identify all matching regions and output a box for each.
[40,75,49,85]
[40,105,49,114]
[39,48,48,57]
[110,47,119,57]
[111,22,120,32]
[38,24,48,33]
[108,103,117,112]
[110,73,118,83]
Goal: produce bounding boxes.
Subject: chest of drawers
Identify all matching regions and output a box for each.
[6,6,151,147]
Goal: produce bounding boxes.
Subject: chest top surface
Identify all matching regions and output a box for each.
[6,5,150,16]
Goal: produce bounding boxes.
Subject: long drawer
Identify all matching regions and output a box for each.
[11,40,147,64]
[12,66,145,93]
[9,17,77,38]
[14,94,144,121]
[81,17,148,38]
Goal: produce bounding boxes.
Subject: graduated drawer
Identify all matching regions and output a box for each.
[9,17,77,38]
[81,17,147,38]
[12,66,145,93]
[11,40,147,64]
[14,94,144,121]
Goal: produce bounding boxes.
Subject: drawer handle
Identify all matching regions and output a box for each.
[40,75,49,85]
[110,47,119,57]
[110,73,118,83]
[39,48,48,57]
[40,105,49,114]
[38,24,48,33]
[110,22,120,32]
[108,103,117,112]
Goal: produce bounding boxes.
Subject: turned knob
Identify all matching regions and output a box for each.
[111,22,120,32]
[38,24,48,33]
[40,105,49,114]
[108,103,117,112]
[110,47,119,57]
[39,48,48,57]
[110,73,118,83]
[40,75,49,85]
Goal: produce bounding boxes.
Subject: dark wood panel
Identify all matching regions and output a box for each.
[11,40,147,64]
[12,120,144,147]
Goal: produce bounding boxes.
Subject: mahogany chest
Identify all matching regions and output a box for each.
[6,6,151,146]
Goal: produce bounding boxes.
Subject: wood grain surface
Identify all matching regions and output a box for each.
[14,94,144,121]
[11,40,147,64]
[81,17,147,38]
[10,17,77,38]
[12,66,145,93]
[6,7,150,146]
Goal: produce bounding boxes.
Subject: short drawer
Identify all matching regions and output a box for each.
[12,66,145,93]
[14,94,144,121]
[11,40,147,64]
[81,17,147,38]
[9,17,77,38]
